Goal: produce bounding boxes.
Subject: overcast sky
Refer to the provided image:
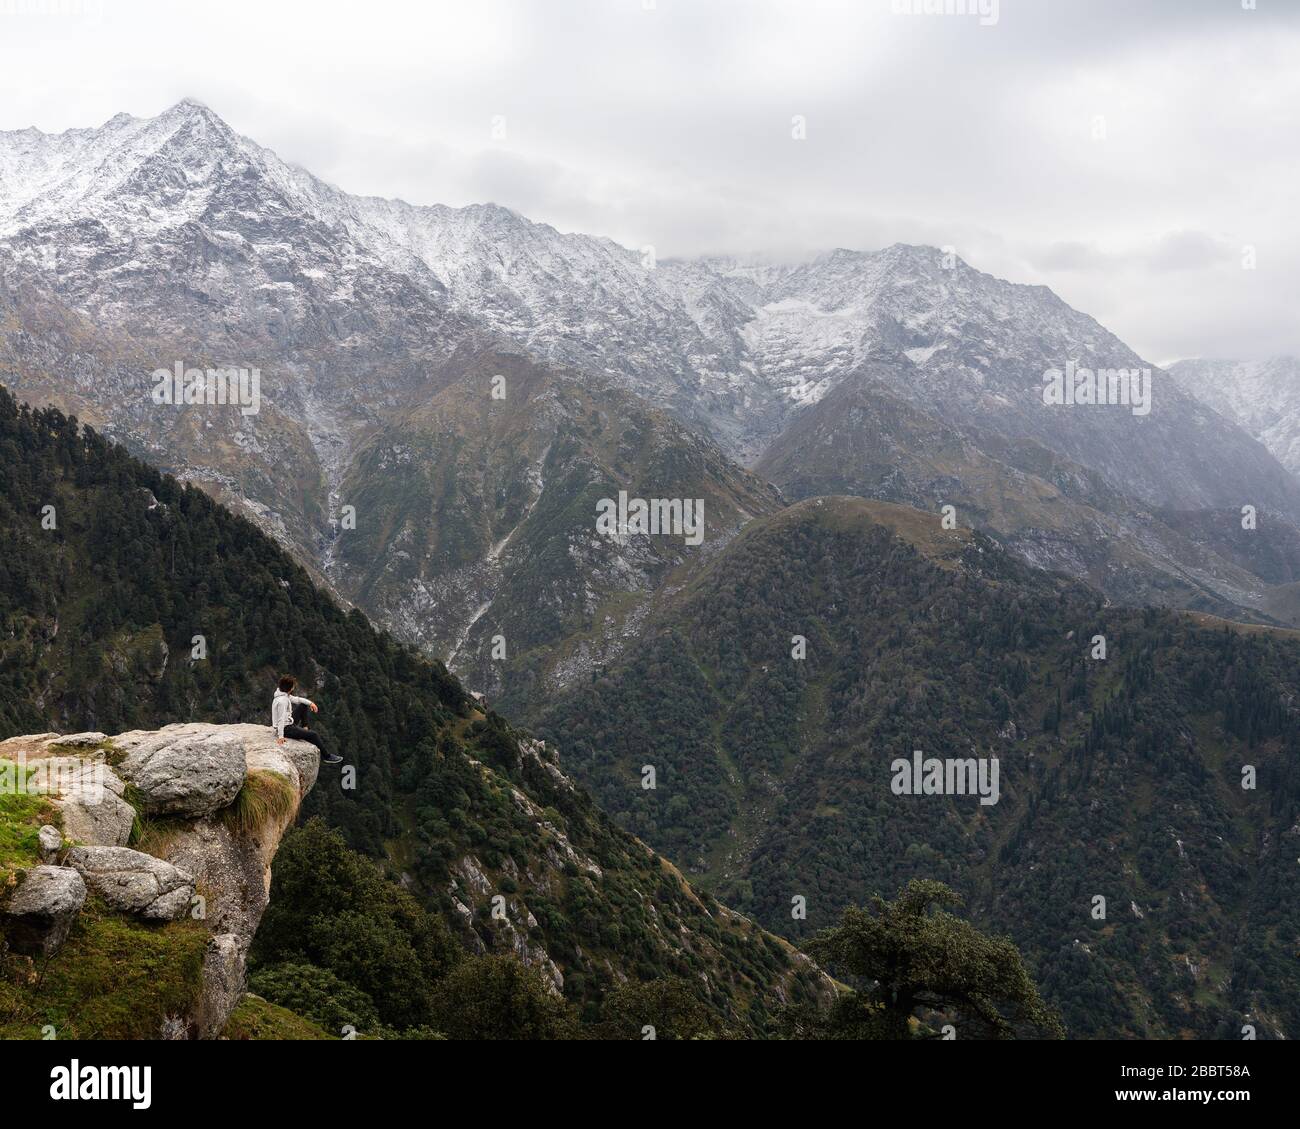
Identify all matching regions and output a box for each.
[2,0,1297,364]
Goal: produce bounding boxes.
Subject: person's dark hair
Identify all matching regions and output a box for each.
[278,675,297,693]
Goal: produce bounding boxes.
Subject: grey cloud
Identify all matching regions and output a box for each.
[1,0,1297,362]
[1031,241,1118,272]
[1143,230,1238,273]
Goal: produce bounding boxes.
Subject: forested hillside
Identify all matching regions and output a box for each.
[0,387,830,1035]
[329,345,782,715]
[539,496,1300,1038]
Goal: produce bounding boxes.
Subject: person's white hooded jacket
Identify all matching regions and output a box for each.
[271,689,314,739]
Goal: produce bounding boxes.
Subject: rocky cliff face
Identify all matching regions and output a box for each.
[1169,356,1300,479]
[0,723,318,1038]
[332,346,783,713]
[753,378,1300,627]
[5,100,1300,689]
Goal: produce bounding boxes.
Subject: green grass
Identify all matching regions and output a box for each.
[130,813,189,857]
[0,758,59,874]
[120,781,145,846]
[48,738,118,758]
[220,770,297,836]
[0,897,209,1039]
[221,993,336,1040]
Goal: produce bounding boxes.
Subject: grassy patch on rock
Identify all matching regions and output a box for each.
[221,993,336,1040]
[0,758,59,875]
[129,812,188,856]
[48,738,118,759]
[221,770,297,836]
[0,896,209,1039]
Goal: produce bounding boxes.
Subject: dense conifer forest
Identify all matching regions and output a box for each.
[0,388,832,1036]
[540,498,1300,1038]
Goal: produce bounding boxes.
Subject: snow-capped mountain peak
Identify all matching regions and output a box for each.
[2,100,1298,526]
[1170,356,1300,477]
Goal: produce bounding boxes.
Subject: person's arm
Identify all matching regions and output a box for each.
[290,694,318,712]
[273,700,288,740]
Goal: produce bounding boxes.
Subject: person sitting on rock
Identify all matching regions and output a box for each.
[272,674,343,765]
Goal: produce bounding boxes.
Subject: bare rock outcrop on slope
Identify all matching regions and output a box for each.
[0,723,318,1037]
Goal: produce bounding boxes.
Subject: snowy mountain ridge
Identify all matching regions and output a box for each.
[4,98,1300,651]
[0,100,1161,459]
[1170,356,1300,479]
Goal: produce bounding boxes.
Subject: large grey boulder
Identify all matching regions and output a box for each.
[65,845,196,921]
[51,758,135,848]
[162,730,317,948]
[113,725,246,817]
[119,723,320,798]
[2,865,86,956]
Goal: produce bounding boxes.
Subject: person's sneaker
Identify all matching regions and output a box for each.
[321,752,343,765]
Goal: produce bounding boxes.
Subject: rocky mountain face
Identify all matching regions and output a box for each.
[538,496,1300,1039]
[754,377,1300,628]
[0,99,482,593]
[0,101,785,684]
[0,723,319,1038]
[3,100,1299,665]
[1170,357,1300,478]
[333,345,782,714]
[3,99,1297,1042]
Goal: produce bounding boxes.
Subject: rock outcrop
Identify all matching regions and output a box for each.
[0,740,139,847]
[65,845,196,921]
[37,824,62,862]
[2,865,86,957]
[0,723,319,1037]
[114,725,248,817]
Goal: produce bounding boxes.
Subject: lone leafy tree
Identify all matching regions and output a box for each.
[803,879,1064,1039]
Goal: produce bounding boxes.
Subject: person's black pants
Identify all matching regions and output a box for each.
[284,702,329,756]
